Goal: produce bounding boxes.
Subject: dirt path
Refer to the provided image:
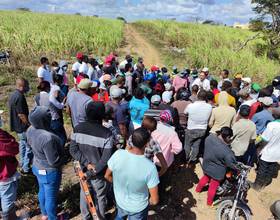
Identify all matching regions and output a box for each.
[119,24,163,68]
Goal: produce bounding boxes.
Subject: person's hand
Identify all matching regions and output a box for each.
[87,163,96,171]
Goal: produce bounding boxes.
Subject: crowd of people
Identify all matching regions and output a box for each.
[1,51,280,220]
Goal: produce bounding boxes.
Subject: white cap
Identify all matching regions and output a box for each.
[164,82,172,91]
[91,81,98,88]
[162,91,173,103]
[110,86,125,98]
[242,77,252,84]
[258,97,273,106]
[202,67,209,72]
[151,95,161,104]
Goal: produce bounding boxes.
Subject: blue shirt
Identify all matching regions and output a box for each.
[252,109,274,135]
[108,149,159,213]
[129,97,150,125]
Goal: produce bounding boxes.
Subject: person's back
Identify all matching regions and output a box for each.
[203,133,236,180]
[171,100,191,127]
[209,91,236,133]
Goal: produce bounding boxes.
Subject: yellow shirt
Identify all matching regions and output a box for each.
[214,93,236,108]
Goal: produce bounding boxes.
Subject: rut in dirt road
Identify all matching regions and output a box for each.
[120,24,163,68]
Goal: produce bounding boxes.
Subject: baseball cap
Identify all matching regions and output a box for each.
[242,77,252,84]
[251,83,261,93]
[160,110,173,123]
[76,52,83,59]
[151,65,159,72]
[164,82,172,91]
[110,86,125,98]
[258,97,273,106]
[78,78,93,90]
[162,91,173,103]
[202,67,209,72]
[151,95,161,105]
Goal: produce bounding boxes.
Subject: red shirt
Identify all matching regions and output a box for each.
[0,129,19,180]
[92,91,109,103]
[212,88,220,96]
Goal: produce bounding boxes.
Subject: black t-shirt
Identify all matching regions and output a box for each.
[8,90,29,133]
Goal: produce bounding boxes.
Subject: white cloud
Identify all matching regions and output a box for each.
[0,0,256,24]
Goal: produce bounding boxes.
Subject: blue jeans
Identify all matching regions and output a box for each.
[32,166,61,220]
[50,120,67,146]
[80,177,109,220]
[115,205,148,220]
[17,132,33,172]
[0,181,18,213]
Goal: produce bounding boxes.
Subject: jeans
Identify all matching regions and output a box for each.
[0,181,18,213]
[196,174,220,206]
[115,205,148,220]
[80,177,109,220]
[17,132,33,172]
[50,119,67,146]
[32,166,61,220]
[184,129,206,162]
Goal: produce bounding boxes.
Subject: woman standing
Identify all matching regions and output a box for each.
[27,106,65,220]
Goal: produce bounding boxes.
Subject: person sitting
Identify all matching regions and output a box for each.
[105,127,159,220]
[209,91,236,134]
[191,71,210,91]
[196,127,237,206]
[172,71,189,93]
[218,69,230,91]
[214,81,236,108]
[189,84,199,103]
[210,79,220,96]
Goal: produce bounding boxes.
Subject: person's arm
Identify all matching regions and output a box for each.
[43,139,65,168]
[104,168,113,183]
[16,95,29,126]
[69,133,89,166]
[171,133,183,155]
[149,186,159,205]
[156,153,168,176]
[18,114,29,125]
[208,111,215,128]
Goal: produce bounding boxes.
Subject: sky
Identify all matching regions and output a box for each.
[0,0,256,25]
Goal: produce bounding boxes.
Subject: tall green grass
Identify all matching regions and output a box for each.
[134,20,279,83]
[0,10,124,62]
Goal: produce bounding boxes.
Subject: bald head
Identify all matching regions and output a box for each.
[16,78,29,93]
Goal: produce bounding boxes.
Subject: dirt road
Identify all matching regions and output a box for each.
[119,24,163,68]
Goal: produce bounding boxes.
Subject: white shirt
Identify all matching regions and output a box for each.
[72,62,81,72]
[218,78,231,90]
[260,121,280,162]
[184,101,212,130]
[191,78,211,91]
[79,62,89,74]
[37,66,53,84]
[119,60,128,70]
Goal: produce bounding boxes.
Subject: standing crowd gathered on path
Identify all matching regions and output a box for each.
[1,51,280,220]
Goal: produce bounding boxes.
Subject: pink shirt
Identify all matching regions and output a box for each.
[172,75,188,92]
[152,122,182,167]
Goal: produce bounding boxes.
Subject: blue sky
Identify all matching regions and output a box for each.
[0,0,255,25]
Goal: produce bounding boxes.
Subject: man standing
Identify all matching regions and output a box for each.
[191,71,210,91]
[8,78,32,174]
[105,127,159,220]
[218,69,230,91]
[70,102,113,220]
[66,79,93,128]
[37,57,52,84]
[184,90,212,165]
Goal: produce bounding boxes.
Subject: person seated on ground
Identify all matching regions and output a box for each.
[218,69,231,91]
[238,86,256,108]
[251,107,280,191]
[152,110,182,169]
[189,84,199,103]
[105,127,159,220]
[214,81,236,108]
[250,83,261,100]
[210,79,219,96]
[66,79,93,128]
[191,71,210,91]
[196,127,237,206]
[72,52,83,80]
[172,71,189,93]
[70,102,114,220]
[37,57,52,84]
[229,78,242,105]
[252,97,274,136]
[34,81,51,107]
[209,91,236,134]
[184,90,212,166]
[231,105,256,164]
[129,87,150,127]
[0,128,20,220]
[105,87,128,140]
[171,87,191,129]
[206,90,215,107]
[27,106,66,220]
[127,116,168,176]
